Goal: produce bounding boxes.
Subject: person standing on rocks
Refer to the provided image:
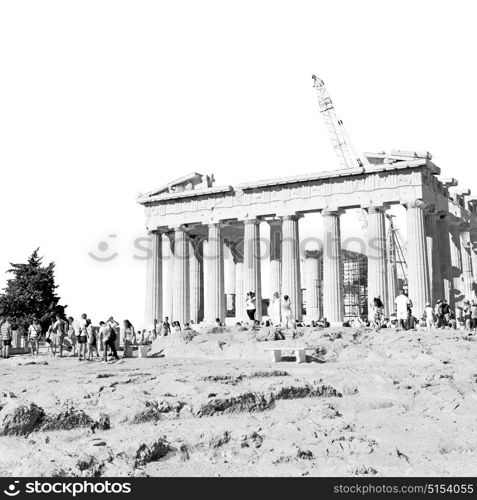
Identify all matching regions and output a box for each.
[101,320,119,362]
[1,317,13,359]
[245,292,256,323]
[271,291,281,326]
[395,290,412,331]
[162,317,171,336]
[28,318,42,356]
[463,300,472,331]
[53,314,68,357]
[424,302,435,331]
[122,319,136,358]
[86,319,99,360]
[471,301,477,334]
[281,295,295,329]
[77,313,88,361]
[441,300,451,327]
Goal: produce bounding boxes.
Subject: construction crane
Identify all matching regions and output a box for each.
[312,75,367,229]
[312,75,408,283]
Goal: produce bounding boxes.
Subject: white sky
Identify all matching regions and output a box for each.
[1,0,476,326]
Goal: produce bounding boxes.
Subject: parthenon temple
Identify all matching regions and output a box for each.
[138,151,477,326]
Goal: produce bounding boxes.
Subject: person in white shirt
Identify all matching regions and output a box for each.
[424,302,435,331]
[395,291,412,330]
[28,319,42,356]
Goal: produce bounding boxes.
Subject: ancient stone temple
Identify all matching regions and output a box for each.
[138,152,477,326]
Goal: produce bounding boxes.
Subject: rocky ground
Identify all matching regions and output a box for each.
[0,326,476,477]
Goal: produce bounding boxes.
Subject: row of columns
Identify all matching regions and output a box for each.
[144,202,477,327]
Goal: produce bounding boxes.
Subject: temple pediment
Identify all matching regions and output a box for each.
[140,172,215,199]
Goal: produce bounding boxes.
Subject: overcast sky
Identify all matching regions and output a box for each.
[0,0,475,325]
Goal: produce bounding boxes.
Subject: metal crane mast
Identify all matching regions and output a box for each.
[312,75,367,229]
[312,75,364,171]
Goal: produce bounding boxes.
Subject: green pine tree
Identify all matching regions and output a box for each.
[0,248,66,331]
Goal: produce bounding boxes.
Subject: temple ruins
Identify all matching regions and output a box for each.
[138,151,477,326]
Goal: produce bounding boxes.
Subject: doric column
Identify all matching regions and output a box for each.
[459,223,474,301]
[471,234,477,299]
[243,219,262,320]
[425,206,443,305]
[223,240,236,317]
[233,236,245,321]
[387,227,398,314]
[448,219,463,313]
[405,200,430,318]
[281,215,302,320]
[163,232,174,322]
[268,220,282,300]
[172,226,190,325]
[322,209,344,323]
[204,223,225,323]
[144,230,163,327]
[304,249,320,322]
[366,205,389,315]
[189,236,202,324]
[436,212,453,304]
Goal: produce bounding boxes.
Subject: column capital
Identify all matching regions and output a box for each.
[404,199,429,210]
[280,214,302,222]
[321,208,345,218]
[267,219,283,228]
[173,225,190,233]
[243,218,260,226]
[364,203,390,214]
[207,222,222,229]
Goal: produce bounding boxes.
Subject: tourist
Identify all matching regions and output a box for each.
[270,291,281,326]
[53,314,68,357]
[101,320,119,362]
[122,319,136,358]
[424,302,435,331]
[67,317,78,356]
[395,290,412,330]
[77,313,88,361]
[172,321,182,333]
[45,319,58,356]
[215,318,222,327]
[162,317,171,336]
[471,301,477,334]
[1,317,13,359]
[86,319,99,360]
[434,300,444,328]
[441,300,451,327]
[369,297,384,330]
[245,292,256,322]
[463,300,472,331]
[281,295,294,329]
[28,318,41,356]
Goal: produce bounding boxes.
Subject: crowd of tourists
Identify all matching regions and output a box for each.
[0,314,140,361]
[364,290,477,332]
[2,289,475,361]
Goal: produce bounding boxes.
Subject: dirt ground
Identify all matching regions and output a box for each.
[0,326,476,477]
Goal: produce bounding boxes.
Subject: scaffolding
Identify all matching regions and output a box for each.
[342,250,368,320]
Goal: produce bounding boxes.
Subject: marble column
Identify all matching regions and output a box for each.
[471,234,477,299]
[425,207,443,305]
[144,230,163,327]
[172,226,190,325]
[162,232,174,322]
[268,220,282,300]
[449,219,463,313]
[436,213,453,304]
[304,249,320,322]
[405,200,430,318]
[281,215,302,321]
[322,209,344,323]
[233,237,245,321]
[189,236,202,324]
[459,223,474,302]
[243,219,262,320]
[366,205,389,315]
[223,240,236,317]
[387,228,399,314]
[204,223,225,323]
